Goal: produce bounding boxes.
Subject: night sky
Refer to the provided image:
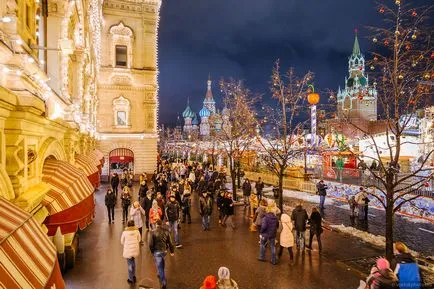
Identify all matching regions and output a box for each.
[158,0,384,126]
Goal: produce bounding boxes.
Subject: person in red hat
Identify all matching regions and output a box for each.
[200,275,217,289]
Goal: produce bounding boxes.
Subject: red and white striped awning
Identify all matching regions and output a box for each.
[42,159,95,236]
[75,154,100,188]
[89,149,104,166]
[109,148,134,163]
[0,198,65,289]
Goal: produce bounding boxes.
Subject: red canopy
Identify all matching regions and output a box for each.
[42,159,95,236]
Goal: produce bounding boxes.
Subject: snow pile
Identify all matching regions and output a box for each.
[282,189,336,205]
[330,224,386,248]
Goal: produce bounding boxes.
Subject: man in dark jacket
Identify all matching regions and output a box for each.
[258,207,278,265]
[110,173,120,197]
[307,207,323,251]
[242,179,252,207]
[255,177,264,201]
[199,192,213,231]
[141,192,154,229]
[291,203,309,250]
[165,194,182,248]
[105,188,116,224]
[148,220,175,289]
[316,180,328,210]
[197,177,208,194]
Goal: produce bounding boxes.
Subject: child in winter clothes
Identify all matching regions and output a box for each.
[149,200,162,229]
[217,267,238,289]
[200,275,217,289]
[366,258,399,289]
[249,193,259,218]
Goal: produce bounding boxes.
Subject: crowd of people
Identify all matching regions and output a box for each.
[106,160,423,289]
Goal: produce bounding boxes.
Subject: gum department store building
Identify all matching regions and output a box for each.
[0,0,161,287]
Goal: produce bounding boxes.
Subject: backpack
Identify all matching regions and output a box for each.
[397,263,421,289]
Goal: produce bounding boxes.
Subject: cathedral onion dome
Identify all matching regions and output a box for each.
[192,114,199,125]
[182,105,195,119]
[199,106,211,118]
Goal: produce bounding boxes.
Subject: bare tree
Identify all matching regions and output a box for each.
[256,61,314,212]
[212,79,258,200]
[340,1,433,260]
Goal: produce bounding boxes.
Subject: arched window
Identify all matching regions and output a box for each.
[109,22,134,68]
[113,96,131,127]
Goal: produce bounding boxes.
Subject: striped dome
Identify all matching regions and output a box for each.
[199,106,211,118]
[192,114,199,125]
[182,105,195,118]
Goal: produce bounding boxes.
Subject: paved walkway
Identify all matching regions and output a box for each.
[64,183,383,289]
[257,184,434,256]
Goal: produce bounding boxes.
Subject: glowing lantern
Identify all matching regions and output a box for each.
[379,7,385,13]
[307,86,320,105]
[412,10,417,17]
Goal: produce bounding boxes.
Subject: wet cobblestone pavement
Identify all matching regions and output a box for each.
[63,183,386,289]
[266,188,434,256]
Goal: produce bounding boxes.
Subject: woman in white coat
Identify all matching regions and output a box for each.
[130,201,146,244]
[121,220,141,284]
[278,213,294,262]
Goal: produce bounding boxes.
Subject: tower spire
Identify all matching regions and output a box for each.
[352,28,361,56]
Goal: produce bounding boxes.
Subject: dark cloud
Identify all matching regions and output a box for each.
[158,0,382,125]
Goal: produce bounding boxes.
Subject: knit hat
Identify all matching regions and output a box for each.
[376,258,390,270]
[202,275,216,289]
[218,267,230,280]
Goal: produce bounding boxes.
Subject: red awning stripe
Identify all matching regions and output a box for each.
[75,154,99,176]
[42,160,94,215]
[0,198,64,289]
[109,148,134,158]
[44,194,95,236]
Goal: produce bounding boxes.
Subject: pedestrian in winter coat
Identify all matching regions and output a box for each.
[366,258,399,289]
[165,194,182,247]
[156,192,166,217]
[217,267,239,289]
[121,220,140,284]
[391,242,422,289]
[258,204,279,264]
[291,203,309,250]
[105,188,116,224]
[278,213,294,261]
[121,187,132,223]
[138,181,148,200]
[110,173,120,197]
[148,220,175,289]
[217,191,226,224]
[181,189,192,224]
[242,179,252,206]
[149,200,162,229]
[249,193,259,218]
[307,207,323,251]
[120,172,128,188]
[200,275,217,289]
[255,177,264,201]
[316,180,328,209]
[141,192,154,229]
[254,199,268,232]
[199,192,213,230]
[129,201,146,243]
[221,193,236,229]
[355,187,369,220]
[197,177,208,194]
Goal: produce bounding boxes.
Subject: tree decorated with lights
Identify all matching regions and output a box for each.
[213,79,257,199]
[256,61,314,212]
[345,0,433,260]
